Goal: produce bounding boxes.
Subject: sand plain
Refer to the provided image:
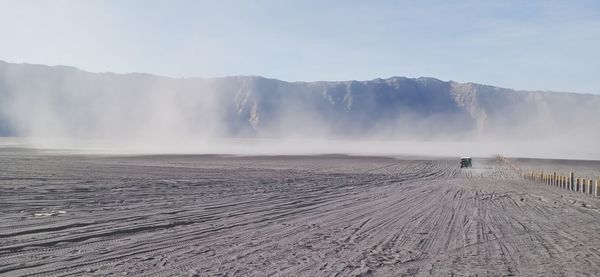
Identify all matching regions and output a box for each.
[1,151,600,276]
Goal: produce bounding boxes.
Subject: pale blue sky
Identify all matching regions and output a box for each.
[1,0,599,93]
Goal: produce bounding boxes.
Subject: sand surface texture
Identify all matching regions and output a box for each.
[1,152,600,276]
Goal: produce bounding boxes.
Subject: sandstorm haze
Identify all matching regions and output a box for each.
[0,60,599,159]
[3,2,600,276]
[0,0,599,158]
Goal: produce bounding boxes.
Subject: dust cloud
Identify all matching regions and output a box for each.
[0,64,598,160]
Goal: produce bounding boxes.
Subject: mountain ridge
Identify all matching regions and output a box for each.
[1,59,593,96]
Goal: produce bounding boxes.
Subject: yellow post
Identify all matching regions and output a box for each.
[595,180,599,197]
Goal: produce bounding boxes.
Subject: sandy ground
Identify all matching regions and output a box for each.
[1,150,600,276]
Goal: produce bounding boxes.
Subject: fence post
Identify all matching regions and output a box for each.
[586,179,591,194]
[585,179,593,194]
[559,176,562,188]
[588,179,592,195]
[570,173,575,191]
[570,176,574,191]
[585,179,589,194]
[595,180,599,197]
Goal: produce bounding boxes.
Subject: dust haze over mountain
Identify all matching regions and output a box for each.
[0,60,598,159]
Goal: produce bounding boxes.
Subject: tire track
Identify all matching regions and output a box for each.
[1,154,600,276]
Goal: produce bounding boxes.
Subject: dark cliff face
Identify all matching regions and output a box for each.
[0,60,599,140]
[225,77,477,139]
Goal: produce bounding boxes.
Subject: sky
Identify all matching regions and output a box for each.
[0,0,599,94]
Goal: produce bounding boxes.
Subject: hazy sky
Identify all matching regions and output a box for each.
[1,0,599,94]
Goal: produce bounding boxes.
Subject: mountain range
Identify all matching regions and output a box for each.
[1,60,598,141]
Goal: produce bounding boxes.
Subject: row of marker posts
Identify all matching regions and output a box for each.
[496,155,600,197]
